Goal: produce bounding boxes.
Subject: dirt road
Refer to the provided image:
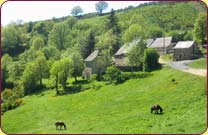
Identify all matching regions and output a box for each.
[159,58,207,77]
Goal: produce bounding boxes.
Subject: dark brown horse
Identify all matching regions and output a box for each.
[151,104,163,114]
[55,122,66,130]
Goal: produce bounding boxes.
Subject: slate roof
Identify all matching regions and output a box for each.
[173,41,195,49]
[146,38,154,48]
[115,39,141,56]
[150,37,172,48]
[85,50,99,61]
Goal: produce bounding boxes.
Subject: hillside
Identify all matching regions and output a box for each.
[1,1,207,134]
[2,67,206,134]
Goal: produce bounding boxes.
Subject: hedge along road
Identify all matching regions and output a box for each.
[159,58,207,77]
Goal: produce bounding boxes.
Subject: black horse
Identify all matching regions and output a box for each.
[55,121,66,130]
[151,104,163,114]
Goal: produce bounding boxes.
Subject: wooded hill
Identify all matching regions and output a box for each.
[1,1,206,112]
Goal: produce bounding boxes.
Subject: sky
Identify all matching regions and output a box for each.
[1,1,149,26]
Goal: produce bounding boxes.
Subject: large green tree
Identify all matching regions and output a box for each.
[48,22,69,50]
[71,6,83,17]
[50,58,73,94]
[22,55,48,94]
[71,52,84,82]
[31,35,45,50]
[2,25,23,56]
[95,1,108,16]
[122,24,144,43]
[128,40,146,71]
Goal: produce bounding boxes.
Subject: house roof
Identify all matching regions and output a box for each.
[150,37,172,48]
[115,39,141,56]
[174,41,195,49]
[146,38,154,48]
[85,50,99,61]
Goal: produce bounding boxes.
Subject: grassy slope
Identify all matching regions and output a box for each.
[2,67,206,134]
[189,58,207,69]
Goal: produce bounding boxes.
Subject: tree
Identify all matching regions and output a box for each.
[96,50,111,81]
[22,62,38,95]
[95,1,108,16]
[71,52,84,82]
[2,25,23,56]
[65,17,78,30]
[78,30,96,58]
[1,54,13,88]
[193,13,206,44]
[22,55,48,94]
[128,40,146,71]
[107,9,120,34]
[31,36,45,50]
[104,65,122,83]
[143,48,160,71]
[42,46,60,60]
[50,58,73,94]
[33,56,49,89]
[96,29,118,55]
[48,22,69,50]
[59,58,73,92]
[50,61,61,95]
[122,24,144,43]
[148,26,164,39]
[71,6,83,17]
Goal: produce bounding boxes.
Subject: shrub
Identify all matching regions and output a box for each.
[1,88,24,112]
[2,89,14,101]
[143,48,160,71]
[104,65,124,83]
[13,98,24,108]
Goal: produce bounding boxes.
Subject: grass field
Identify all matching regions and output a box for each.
[189,58,207,69]
[161,54,173,62]
[1,67,206,134]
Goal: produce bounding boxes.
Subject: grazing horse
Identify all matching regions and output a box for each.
[55,122,66,130]
[151,104,163,114]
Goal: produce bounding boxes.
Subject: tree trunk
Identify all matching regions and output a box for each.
[40,78,42,89]
[55,75,59,95]
[62,71,67,92]
[74,76,77,82]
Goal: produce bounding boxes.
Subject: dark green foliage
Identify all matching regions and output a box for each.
[79,30,96,58]
[143,48,160,71]
[168,31,186,42]
[106,9,121,54]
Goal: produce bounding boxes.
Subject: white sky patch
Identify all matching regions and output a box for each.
[1,1,149,26]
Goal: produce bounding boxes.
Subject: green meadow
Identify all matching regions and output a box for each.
[2,67,206,134]
[189,58,207,69]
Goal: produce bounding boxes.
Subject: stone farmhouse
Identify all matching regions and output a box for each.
[83,38,199,78]
[83,50,99,79]
[113,39,141,67]
[173,41,197,61]
[148,37,175,54]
